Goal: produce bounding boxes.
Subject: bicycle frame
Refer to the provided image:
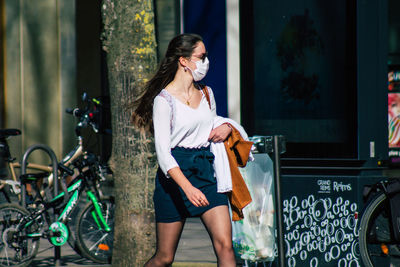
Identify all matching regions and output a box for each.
[1,93,105,200]
[23,177,111,241]
[1,140,84,198]
[54,179,110,231]
[0,162,51,193]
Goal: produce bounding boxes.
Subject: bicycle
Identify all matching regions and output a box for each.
[0,93,111,204]
[358,178,400,266]
[0,129,53,203]
[0,154,114,266]
[0,93,115,266]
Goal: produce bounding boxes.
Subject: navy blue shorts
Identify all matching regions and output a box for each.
[153,146,228,223]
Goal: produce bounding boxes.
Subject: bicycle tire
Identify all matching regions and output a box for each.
[66,220,81,255]
[66,167,109,255]
[359,191,400,267]
[75,197,114,264]
[0,203,40,267]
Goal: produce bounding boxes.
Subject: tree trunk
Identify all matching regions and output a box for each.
[101,0,158,265]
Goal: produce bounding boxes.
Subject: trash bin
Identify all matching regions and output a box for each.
[232,136,278,264]
[232,135,386,267]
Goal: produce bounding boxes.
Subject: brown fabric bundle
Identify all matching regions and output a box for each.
[224,127,253,221]
[202,86,253,221]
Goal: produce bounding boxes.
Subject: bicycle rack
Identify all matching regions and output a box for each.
[20,144,61,266]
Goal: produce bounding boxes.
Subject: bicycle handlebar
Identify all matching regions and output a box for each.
[58,163,74,176]
[65,93,101,136]
[65,108,85,117]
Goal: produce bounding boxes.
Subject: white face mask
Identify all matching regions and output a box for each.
[187,57,209,81]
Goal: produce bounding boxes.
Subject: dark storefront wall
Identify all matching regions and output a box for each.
[388,0,400,66]
[241,0,387,164]
[76,0,112,163]
[243,1,357,159]
[240,1,388,266]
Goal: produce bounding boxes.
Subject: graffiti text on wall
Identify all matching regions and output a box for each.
[283,194,360,267]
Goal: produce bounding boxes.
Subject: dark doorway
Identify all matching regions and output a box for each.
[76,0,111,163]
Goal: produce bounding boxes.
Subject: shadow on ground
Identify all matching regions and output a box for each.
[30,253,110,267]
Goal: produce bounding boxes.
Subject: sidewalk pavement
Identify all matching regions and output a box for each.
[174,218,217,266]
[30,217,217,267]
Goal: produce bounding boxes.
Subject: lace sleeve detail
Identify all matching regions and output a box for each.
[153,92,179,176]
[158,89,176,133]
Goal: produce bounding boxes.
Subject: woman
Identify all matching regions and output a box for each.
[132,33,236,266]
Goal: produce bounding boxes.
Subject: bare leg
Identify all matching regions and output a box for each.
[144,220,185,267]
[201,205,236,267]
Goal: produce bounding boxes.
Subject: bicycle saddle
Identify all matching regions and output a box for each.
[20,172,49,184]
[0,128,21,139]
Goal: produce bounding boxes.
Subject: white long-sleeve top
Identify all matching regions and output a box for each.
[152,87,217,176]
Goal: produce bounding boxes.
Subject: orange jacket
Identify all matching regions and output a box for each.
[224,126,253,221]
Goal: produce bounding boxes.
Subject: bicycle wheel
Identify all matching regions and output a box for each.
[359,191,400,267]
[0,203,40,267]
[75,197,114,264]
[65,200,82,255]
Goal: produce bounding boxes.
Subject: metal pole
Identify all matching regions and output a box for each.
[273,135,285,267]
[20,144,61,266]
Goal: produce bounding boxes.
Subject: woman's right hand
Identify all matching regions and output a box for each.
[183,185,209,207]
[167,167,209,207]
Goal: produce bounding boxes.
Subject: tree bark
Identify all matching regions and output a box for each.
[101,0,158,265]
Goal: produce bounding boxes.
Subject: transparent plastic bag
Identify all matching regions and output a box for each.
[232,153,276,262]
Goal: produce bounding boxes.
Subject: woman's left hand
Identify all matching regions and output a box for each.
[208,124,232,143]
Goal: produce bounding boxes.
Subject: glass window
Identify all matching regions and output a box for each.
[241,0,357,158]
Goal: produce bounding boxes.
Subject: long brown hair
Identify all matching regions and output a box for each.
[131,33,203,131]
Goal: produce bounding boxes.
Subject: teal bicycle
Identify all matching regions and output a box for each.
[0,94,114,267]
[0,154,114,267]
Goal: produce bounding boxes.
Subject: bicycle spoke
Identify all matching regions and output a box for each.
[359,192,400,266]
[88,233,109,251]
[5,247,10,266]
[0,203,40,267]
[80,221,110,249]
[0,248,11,264]
[76,199,114,264]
